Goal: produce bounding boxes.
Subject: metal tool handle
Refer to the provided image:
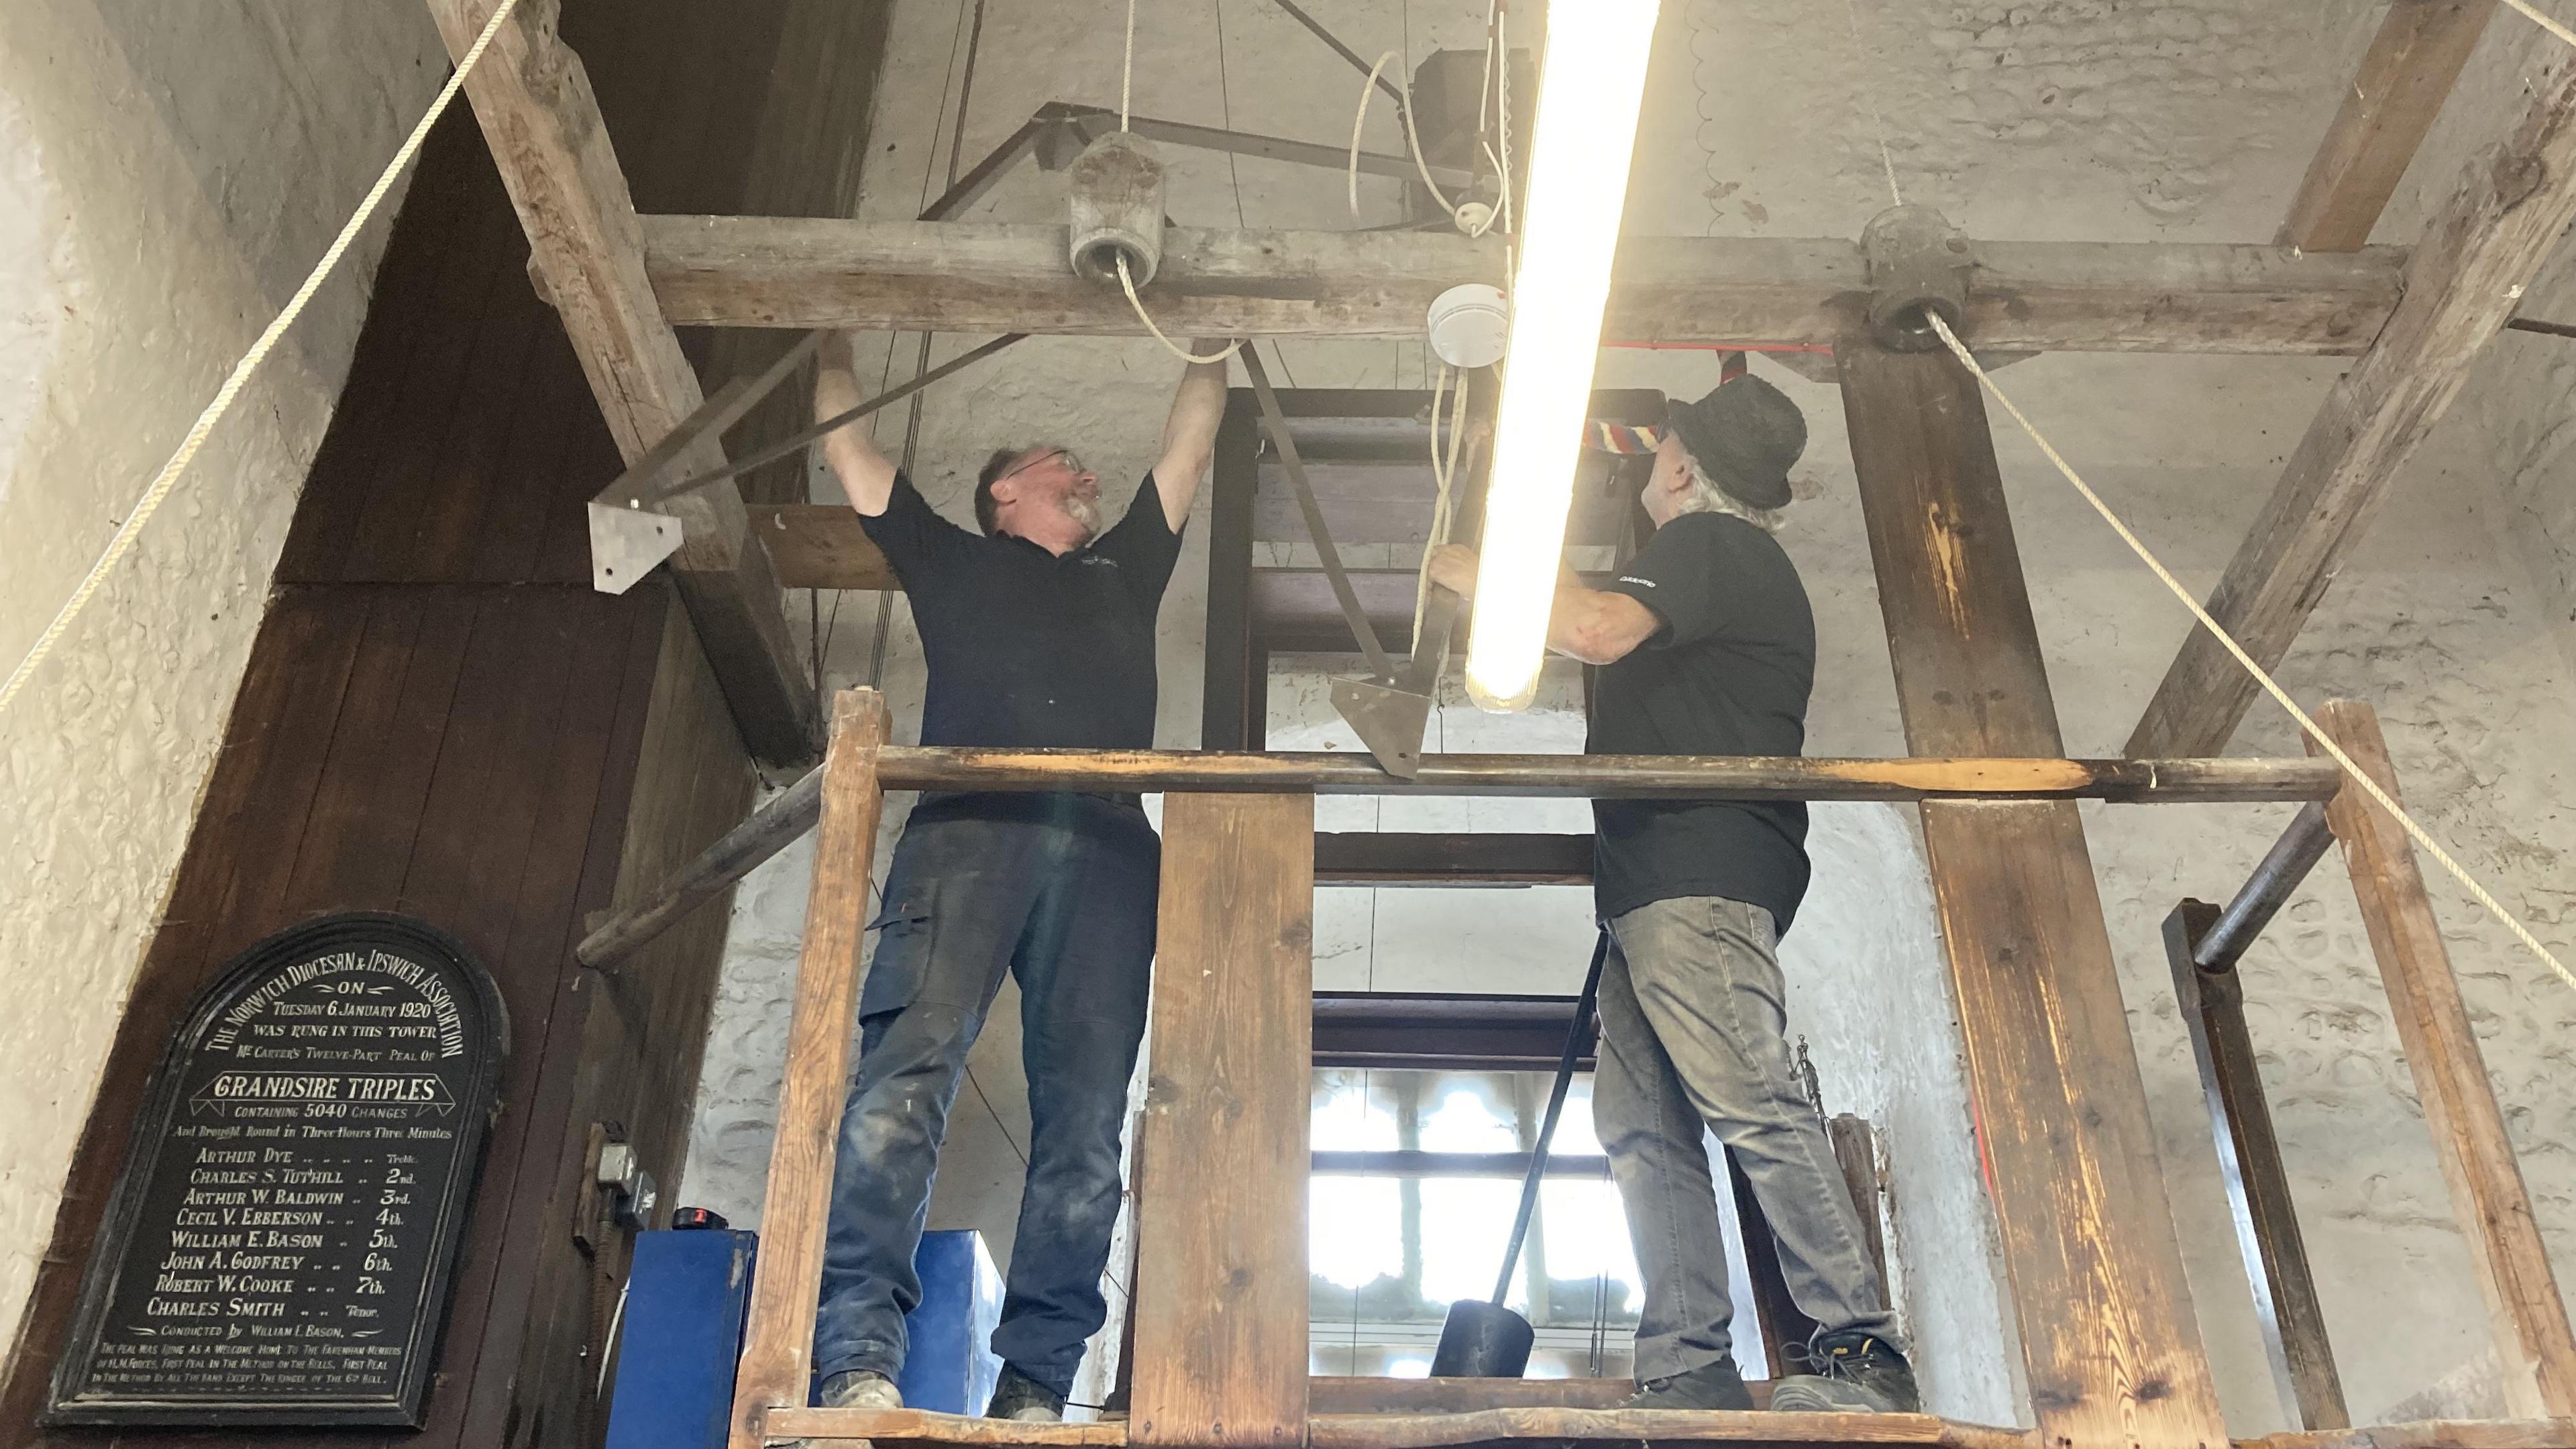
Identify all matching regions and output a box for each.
[1492,928,1611,1305]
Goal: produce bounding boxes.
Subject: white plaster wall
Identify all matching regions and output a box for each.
[686,0,2576,1432]
[0,0,445,1362]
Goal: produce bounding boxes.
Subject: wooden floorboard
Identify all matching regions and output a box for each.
[757,1409,2576,1449]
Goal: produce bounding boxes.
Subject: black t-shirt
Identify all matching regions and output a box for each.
[1588,512,1817,932]
[858,472,1183,759]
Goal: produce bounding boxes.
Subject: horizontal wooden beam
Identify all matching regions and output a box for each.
[642,217,2406,355]
[1313,831,1592,884]
[749,504,896,591]
[1309,1150,1612,1178]
[875,749,2345,800]
[753,1407,2576,1449]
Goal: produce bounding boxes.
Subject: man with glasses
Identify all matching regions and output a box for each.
[805,335,1231,1421]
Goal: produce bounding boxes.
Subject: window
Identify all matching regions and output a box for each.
[1308,1068,1642,1379]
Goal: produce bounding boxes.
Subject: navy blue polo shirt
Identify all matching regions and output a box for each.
[858,472,1183,756]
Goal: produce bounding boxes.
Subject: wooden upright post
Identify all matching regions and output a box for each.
[1839,341,2227,1448]
[1132,792,1316,1449]
[2312,698,2576,1420]
[728,690,890,1449]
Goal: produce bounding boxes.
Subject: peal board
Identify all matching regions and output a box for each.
[46,914,506,1428]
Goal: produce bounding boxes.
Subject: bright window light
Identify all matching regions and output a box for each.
[1463,0,1662,712]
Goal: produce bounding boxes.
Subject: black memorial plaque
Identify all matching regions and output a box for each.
[46,914,506,1428]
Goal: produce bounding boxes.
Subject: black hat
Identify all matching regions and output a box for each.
[1665,361,1805,511]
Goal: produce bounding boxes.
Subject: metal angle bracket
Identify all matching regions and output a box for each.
[588,500,682,595]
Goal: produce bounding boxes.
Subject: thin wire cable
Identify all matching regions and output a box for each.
[0,0,524,718]
[1413,366,1468,645]
[1839,0,1904,207]
[1348,50,1495,233]
[2504,0,2576,50]
[1922,311,2576,998]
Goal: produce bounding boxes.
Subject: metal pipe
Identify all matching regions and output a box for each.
[2196,801,2336,970]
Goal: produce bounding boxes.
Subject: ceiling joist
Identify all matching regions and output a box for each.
[641,215,2409,355]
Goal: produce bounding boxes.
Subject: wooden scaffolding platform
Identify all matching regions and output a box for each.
[412,3,2576,1446]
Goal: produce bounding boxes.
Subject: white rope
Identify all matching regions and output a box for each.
[1922,311,2576,999]
[0,0,525,720]
[1115,254,1240,363]
[1413,366,1468,644]
[1121,0,1138,129]
[1491,6,1513,236]
[1839,0,1904,208]
[2504,0,2576,50]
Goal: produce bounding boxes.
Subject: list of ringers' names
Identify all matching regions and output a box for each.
[54,929,500,1426]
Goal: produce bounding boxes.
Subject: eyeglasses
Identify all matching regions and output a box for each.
[998,447,1085,484]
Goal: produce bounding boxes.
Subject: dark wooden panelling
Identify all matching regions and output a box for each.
[0,584,670,1449]
[5,3,890,1442]
[282,0,895,585]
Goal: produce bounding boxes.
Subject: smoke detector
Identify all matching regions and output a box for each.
[1426,283,1508,370]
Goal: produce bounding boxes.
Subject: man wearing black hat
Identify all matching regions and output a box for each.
[1428,364,1914,1415]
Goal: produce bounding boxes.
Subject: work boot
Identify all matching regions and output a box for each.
[1769,1331,1919,1414]
[985,1364,1066,1423]
[1622,1355,1756,1411]
[818,1369,904,1410]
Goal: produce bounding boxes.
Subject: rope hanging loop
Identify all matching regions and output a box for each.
[1860,204,1972,353]
[1067,129,1168,288]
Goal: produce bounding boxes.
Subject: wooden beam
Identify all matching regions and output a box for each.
[1839,339,2228,1449]
[423,0,816,764]
[728,690,890,1449]
[2279,1,2498,251]
[2128,58,2576,758]
[1132,792,1314,1449]
[1313,831,1593,885]
[2311,699,2576,1419]
[2164,901,2351,1432]
[749,504,899,591]
[870,749,2344,802]
[640,216,2407,356]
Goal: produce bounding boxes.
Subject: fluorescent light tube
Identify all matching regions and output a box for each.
[1463,0,1662,712]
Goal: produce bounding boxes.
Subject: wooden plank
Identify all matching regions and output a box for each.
[2165,902,2351,1432]
[1839,339,2227,1448]
[1728,1147,1823,1375]
[1307,1409,2028,1449]
[2279,1,2498,252]
[641,216,2408,356]
[2127,58,2576,758]
[749,502,900,591]
[1827,1116,1889,1291]
[729,689,892,1449]
[1132,792,1316,1449]
[423,0,817,765]
[870,749,2344,802]
[1313,831,1594,885]
[2311,699,2576,1419]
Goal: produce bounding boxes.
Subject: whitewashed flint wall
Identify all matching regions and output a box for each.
[0,0,444,1360]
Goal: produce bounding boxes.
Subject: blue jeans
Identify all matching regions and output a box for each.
[812,794,1159,1400]
[1595,895,1902,1380]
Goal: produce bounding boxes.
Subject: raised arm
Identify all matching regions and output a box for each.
[816,331,900,517]
[1149,345,1233,530]
[1426,545,1662,667]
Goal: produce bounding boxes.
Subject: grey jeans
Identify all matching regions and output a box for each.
[1595,894,1902,1380]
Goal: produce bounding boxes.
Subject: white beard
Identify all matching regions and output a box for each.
[1063,494,1102,539]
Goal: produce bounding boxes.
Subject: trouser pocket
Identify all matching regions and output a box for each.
[856,880,938,1019]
